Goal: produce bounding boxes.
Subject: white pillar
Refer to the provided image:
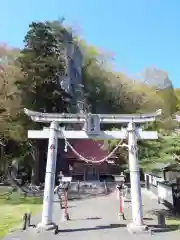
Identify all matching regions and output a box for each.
[128,121,144,226]
[40,121,58,226]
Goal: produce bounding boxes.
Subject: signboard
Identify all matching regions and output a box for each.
[61,177,72,182]
[114,175,125,182]
[85,115,100,135]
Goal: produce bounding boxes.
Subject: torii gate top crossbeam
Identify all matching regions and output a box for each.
[24,108,162,124]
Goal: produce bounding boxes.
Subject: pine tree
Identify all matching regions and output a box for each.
[138,133,180,172]
[16,21,70,113]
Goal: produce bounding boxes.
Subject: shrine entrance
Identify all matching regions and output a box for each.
[85,165,98,181]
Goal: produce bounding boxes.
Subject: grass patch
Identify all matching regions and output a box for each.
[0,192,42,238]
[166,217,180,229]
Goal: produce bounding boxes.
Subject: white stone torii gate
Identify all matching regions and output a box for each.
[176,115,180,123]
[24,108,161,232]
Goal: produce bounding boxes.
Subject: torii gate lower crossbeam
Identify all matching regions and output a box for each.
[24,109,161,233]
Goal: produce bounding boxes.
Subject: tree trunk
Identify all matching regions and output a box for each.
[0,145,4,174]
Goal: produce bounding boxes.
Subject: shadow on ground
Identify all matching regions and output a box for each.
[56,223,126,234]
[146,208,180,233]
[71,217,102,221]
[149,224,180,233]
[85,217,101,220]
[148,208,180,221]
[144,217,153,220]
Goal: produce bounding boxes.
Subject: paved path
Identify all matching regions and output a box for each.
[3,189,180,240]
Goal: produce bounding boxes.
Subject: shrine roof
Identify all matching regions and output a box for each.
[64,139,117,162]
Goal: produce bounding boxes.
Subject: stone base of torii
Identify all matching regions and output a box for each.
[24,108,162,234]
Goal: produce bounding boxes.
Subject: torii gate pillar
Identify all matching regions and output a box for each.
[37,121,58,230]
[127,121,145,231]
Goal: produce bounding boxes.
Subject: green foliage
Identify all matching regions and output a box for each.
[175,89,180,112]
[16,21,70,113]
[0,45,24,141]
[0,19,180,178]
[138,138,167,171]
[103,127,180,173]
[138,133,180,171]
[0,20,75,172]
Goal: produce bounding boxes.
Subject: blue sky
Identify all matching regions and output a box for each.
[1,0,180,87]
